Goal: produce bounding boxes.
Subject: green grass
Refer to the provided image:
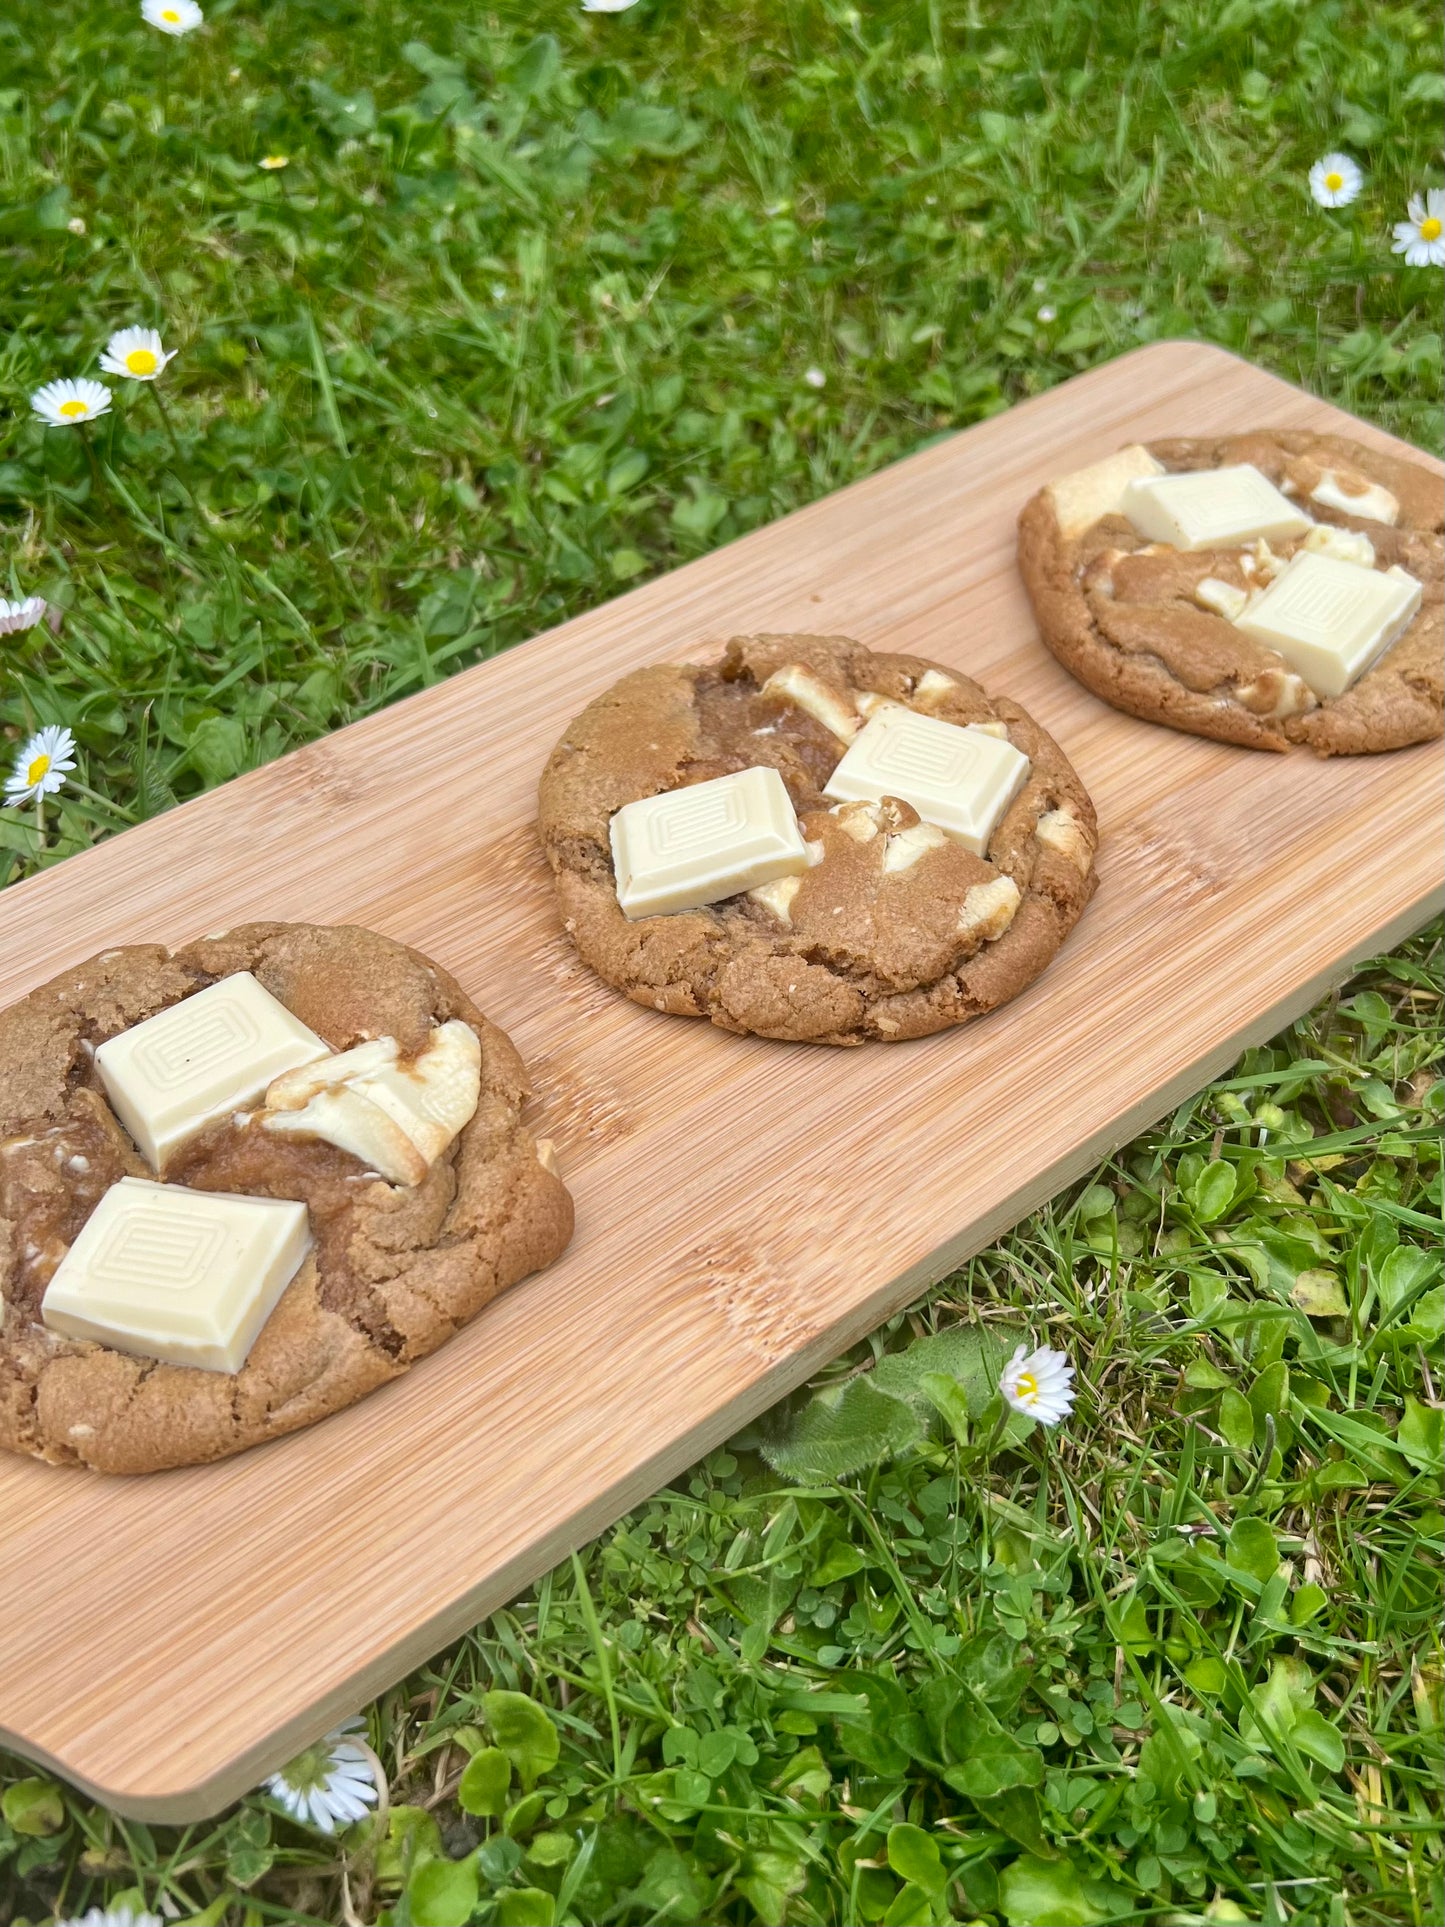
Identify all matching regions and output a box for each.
[1,1,1442,1923]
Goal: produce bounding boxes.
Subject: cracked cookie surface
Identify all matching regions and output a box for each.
[0,923,574,1473]
[1017,430,1444,754]
[538,634,1098,1045]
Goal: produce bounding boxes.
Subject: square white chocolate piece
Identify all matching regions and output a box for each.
[1234,552,1422,699]
[1047,443,1164,539]
[96,972,330,1172]
[41,1176,311,1374]
[610,766,809,918]
[1122,464,1313,551]
[823,708,1031,856]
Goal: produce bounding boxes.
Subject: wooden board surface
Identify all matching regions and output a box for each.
[0,343,1440,1820]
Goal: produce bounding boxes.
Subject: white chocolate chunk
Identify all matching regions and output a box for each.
[262,1020,481,1184]
[1311,470,1398,526]
[266,1036,400,1110]
[1250,538,1287,583]
[610,766,810,918]
[1303,523,1375,569]
[264,1087,427,1186]
[911,669,960,708]
[1234,552,1422,699]
[958,875,1021,942]
[1035,807,1093,873]
[1123,465,1312,551]
[832,799,883,843]
[352,1022,481,1164]
[748,873,804,923]
[824,709,1031,857]
[1192,576,1249,622]
[882,821,949,873]
[760,664,859,743]
[854,691,903,720]
[1234,669,1317,720]
[41,1176,311,1374]
[1047,443,1164,539]
[96,973,330,1173]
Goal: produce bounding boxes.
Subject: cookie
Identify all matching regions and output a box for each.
[1017,429,1444,753]
[0,923,573,1473]
[538,634,1098,1045]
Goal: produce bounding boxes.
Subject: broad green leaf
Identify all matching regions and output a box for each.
[1,1777,63,1836]
[761,1376,922,1481]
[919,1369,972,1443]
[999,1853,1111,1926]
[1290,1709,1346,1773]
[886,1822,945,1896]
[407,1851,479,1927]
[1190,1159,1236,1223]
[376,1805,442,1887]
[1226,1517,1279,1584]
[873,1326,1013,1413]
[944,1731,1045,1799]
[812,1542,867,1585]
[969,1785,1056,1857]
[1218,1387,1254,1451]
[497,1890,556,1927]
[1290,1581,1328,1624]
[1396,1396,1444,1471]
[1243,1654,1317,1753]
[504,1792,548,1838]
[187,714,251,785]
[482,1692,560,1790]
[510,33,561,99]
[882,1882,936,1927]
[524,1831,575,1869]
[1290,1269,1348,1317]
[458,1745,511,1817]
[736,1847,807,1926]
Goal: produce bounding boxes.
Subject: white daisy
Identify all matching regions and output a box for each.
[5,725,77,807]
[803,367,827,389]
[30,378,112,428]
[1308,154,1362,209]
[1392,188,1445,268]
[581,0,640,11]
[999,1342,1075,1426]
[54,1908,166,1927]
[99,326,176,383]
[0,596,47,636]
[140,0,203,33]
[263,1717,379,1833]
[258,154,290,171]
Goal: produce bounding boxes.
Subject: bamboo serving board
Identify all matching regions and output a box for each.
[0,344,1440,1820]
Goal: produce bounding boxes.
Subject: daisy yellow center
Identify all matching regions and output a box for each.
[58,399,88,418]
[1014,1370,1038,1403]
[1421,217,1443,242]
[26,754,51,786]
[161,6,181,17]
[125,348,159,375]
[1324,172,1343,192]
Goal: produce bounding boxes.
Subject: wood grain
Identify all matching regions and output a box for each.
[0,344,1440,1820]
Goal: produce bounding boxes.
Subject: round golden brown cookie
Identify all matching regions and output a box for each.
[1017,429,1444,754]
[0,924,573,1474]
[538,634,1098,1046]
